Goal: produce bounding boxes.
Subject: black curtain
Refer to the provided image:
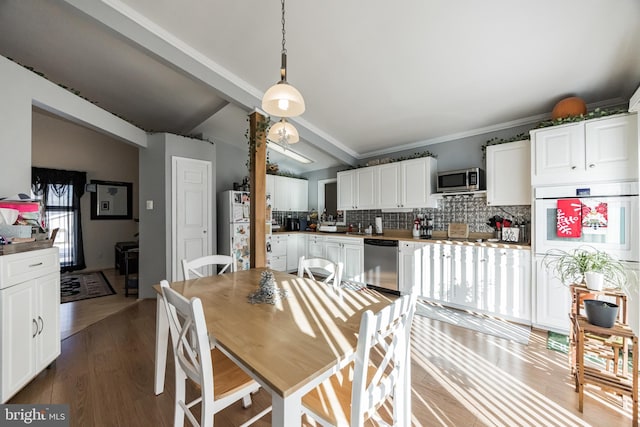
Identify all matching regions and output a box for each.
[31,167,86,272]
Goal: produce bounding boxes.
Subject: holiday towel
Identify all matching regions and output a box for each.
[581,200,608,230]
[557,198,581,237]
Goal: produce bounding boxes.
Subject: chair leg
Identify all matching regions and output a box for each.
[242,393,252,408]
[174,372,187,427]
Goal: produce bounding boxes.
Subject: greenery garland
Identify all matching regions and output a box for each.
[534,107,627,129]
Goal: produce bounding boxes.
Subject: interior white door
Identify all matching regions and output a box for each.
[172,157,212,281]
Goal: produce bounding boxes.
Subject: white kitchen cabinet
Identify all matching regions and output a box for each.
[401,157,438,209]
[337,168,376,210]
[376,157,437,209]
[476,246,531,323]
[533,254,571,334]
[270,234,288,271]
[1,247,60,403]
[398,241,427,295]
[421,242,531,324]
[286,233,305,272]
[306,235,325,259]
[270,175,309,212]
[339,157,437,211]
[486,139,531,206]
[325,236,364,282]
[530,114,637,186]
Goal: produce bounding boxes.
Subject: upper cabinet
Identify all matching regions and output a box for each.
[486,139,531,206]
[338,157,437,211]
[266,175,308,211]
[530,114,638,186]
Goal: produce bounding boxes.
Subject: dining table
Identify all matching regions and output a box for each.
[153,268,397,426]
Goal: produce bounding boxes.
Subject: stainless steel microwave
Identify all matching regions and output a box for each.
[437,168,485,192]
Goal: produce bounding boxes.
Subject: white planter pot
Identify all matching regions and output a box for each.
[585,271,605,291]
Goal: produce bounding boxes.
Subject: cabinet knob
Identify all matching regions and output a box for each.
[32,319,38,338]
[38,316,44,335]
[571,166,577,170]
[589,164,596,168]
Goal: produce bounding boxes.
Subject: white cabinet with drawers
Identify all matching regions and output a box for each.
[0,247,60,403]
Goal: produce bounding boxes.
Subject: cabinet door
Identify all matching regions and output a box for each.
[497,249,531,323]
[337,170,356,210]
[585,114,638,181]
[343,243,364,282]
[399,242,424,295]
[401,157,437,208]
[531,123,584,186]
[423,244,450,302]
[534,255,571,333]
[307,236,325,259]
[486,140,531,206]
[377,163,402,209]
[324,242,342,267]
[449,245,476,308]
[35,273,60,368]
[292,179,309,211]
[286,234,305,271]
[1,281,36,402]
[356,168,376,210]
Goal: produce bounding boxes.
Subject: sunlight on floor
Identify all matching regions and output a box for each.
[409,315,632,426]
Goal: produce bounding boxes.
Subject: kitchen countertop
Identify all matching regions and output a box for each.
[272,228,531,249]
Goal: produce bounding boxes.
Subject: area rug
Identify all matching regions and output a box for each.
[60,271,115,303]
[416,300,531,345]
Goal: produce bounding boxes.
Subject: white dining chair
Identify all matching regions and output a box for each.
[182,255,235,280]
[297,256,344,287]
[159,280,271,427]
[301,292,417,426]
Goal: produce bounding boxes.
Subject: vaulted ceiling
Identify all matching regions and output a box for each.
[1,0,639,174]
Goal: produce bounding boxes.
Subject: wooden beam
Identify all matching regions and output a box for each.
[249,111,267,268]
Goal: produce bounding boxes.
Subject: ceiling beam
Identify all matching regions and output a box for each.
[62,0,357,166]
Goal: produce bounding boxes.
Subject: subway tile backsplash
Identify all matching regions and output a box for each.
[274,196,530,233]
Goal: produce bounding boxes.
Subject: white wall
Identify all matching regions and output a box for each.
[32,109,139,271]
[0,55,146,198]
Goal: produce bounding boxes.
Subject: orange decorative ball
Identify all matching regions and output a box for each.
[552,97,587,120]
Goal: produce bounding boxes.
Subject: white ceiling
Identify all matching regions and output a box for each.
[1,0,639,174]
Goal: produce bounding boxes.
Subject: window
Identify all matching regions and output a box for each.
[32,167,87,271]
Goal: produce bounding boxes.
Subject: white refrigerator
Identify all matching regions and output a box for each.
[218,190,272,271]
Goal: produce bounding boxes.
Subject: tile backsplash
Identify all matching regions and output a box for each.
[274,195,530,234]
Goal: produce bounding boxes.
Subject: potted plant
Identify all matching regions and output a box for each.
[543,246,633,328]
[542,246,629,292]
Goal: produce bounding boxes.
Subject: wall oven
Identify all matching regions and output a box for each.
[534,182,639,262]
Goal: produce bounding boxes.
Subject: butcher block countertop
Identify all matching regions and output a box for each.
[274,228,531,250]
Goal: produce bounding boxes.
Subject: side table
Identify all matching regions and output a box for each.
[574,314,638,425]
[115,241,138,274]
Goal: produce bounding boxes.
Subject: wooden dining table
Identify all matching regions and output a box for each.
[154,268,396,426]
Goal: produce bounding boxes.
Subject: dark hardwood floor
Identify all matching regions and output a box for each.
[9,289,635,426]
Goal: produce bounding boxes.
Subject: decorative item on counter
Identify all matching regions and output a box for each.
[412,218,420,238]
[501,227,520,243]
[248,270,288,305]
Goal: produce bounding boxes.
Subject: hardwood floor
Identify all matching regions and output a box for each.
[10,291,635,426]
[60,268,140,340]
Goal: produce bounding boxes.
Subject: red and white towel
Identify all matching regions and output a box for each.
[556,199,582,237]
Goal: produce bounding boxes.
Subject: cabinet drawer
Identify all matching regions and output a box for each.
[0,248,59,289]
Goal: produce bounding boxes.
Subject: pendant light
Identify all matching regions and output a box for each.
[267,118,299,145]
[261,0,305,118]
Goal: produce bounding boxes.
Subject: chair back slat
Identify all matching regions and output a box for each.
[297,256,344,287]
[182,255,235,280]
[351,292,417,426]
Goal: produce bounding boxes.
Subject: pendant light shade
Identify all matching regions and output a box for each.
[268,118,299,144]
[262,80,305,117]
[261,0,305,118]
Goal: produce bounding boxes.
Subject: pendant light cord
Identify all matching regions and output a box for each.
[281,0,287,55]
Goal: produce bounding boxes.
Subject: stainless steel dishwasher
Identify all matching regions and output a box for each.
[363,239,399,294]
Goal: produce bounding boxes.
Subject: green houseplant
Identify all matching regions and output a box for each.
[542,246,629,292]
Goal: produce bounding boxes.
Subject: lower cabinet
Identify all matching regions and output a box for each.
[533,254,571,333]
[1,248,60,403]
[306,235,325,259]
[398,242,426,295]
[325,236,364,282]
[286,234,305,272]
[420,243,531,324]
[269,234,287,272]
